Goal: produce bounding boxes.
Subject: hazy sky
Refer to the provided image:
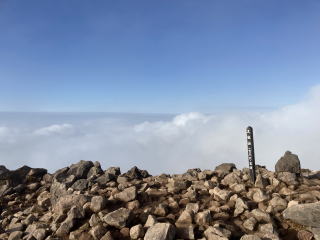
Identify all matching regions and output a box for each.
[1,0,320,113]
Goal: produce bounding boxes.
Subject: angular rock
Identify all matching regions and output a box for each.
[277,172,298,186]
[144,223,175,240]
[234,198,248,217]
[243,217,257,231]
[195,210,212,226]
[114,186,137,202]
[71,179,88,191]
[122,166,150,180]
[215,163,236,177]
[67,160,94,180]
[251,209,271,223]
[176,210,193,224]
[103,208,131,229]
[211,187,231,201]
[130,224,144,239]
[221,172,241,186]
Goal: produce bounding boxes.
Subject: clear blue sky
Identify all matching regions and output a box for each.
[1,0,320,113]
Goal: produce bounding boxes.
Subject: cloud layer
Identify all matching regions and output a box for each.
[1,85,320,174]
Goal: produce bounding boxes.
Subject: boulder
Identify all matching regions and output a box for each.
[283,202,320,227]
[275,151,301,174]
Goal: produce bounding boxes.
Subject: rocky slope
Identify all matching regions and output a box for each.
[1,151,320,240]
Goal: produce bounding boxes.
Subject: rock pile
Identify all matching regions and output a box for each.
[0,152,320,240]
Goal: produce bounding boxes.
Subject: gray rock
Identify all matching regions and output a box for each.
[251,209,271,223]
[114,186,137,202]
[105,167,121,176]
[71,179,88,191]
[144,223,175,240]
[95,173,114,186]
[103,208,131,229]
[91,196,107,213]
[32,228,47,240]
[283,202,320,227]
[215,163,236,177]
[53,194,89,214]
[122,166,150,180]
[67,160,94,180]
[277,172,298,186]
[269,196,287,212]
[87,162,103,179]
[275,151,301,174]
[90,224,107,239]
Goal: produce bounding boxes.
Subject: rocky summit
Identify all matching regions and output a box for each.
[1,152,320,240]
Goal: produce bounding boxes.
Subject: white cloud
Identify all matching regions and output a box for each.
[1,85,320,174]
[33,124,74,136]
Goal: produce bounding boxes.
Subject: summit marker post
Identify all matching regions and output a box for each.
[246,126,256,183]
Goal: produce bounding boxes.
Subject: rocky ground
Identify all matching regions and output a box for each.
[1,151,320,240]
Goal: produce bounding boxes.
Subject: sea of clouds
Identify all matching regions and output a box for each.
[1,85,320,174]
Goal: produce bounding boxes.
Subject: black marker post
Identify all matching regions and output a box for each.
[246,126,256,183]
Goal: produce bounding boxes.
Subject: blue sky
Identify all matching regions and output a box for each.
[1,0,320,113]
